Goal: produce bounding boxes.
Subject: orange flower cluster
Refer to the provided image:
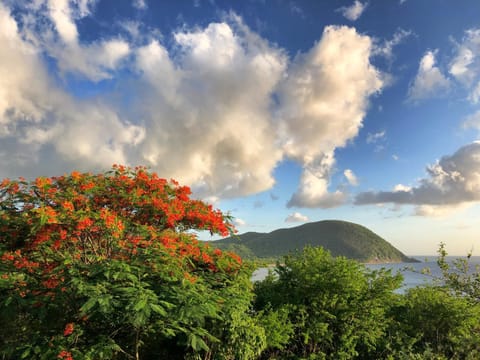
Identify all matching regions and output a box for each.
[0,165,243,320]
[1,250,40,272]
[76,217,93,231]
[63,323,74,336]
[57,350,73,360]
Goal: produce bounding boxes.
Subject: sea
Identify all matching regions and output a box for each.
[251,256,480,293]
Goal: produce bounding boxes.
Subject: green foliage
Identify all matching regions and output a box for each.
[0,166,253,360]
[2,170,479,360]
[254,246,403,359]
[437,242,480,301]
[212,220,417,263]
[388,286,480,359]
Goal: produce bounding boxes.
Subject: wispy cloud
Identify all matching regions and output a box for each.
[132,0,147,10]
[449,28,480,103]
[366,130,386,144]
[373,28,413,60]
[462,110,480,131]
[337,1,368,21]
[344,169,359,186]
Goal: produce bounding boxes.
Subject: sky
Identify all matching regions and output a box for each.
[1,0,480,255]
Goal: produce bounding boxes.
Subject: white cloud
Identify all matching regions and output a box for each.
[355,142,480,215]
[287,159,347,208]
[407,50,450,102]
[468,82,480,103]
[289,1,305,18]
[392,154,399,161]
[280,25,383,207]
[373,28,412,60]
[48,0,79,43]
[285,212,309,223]
[134,20,286,198]
[449,29,480,85]
[344,169,358,186]
[393,184,411,192]
[0,2,144,178]
[233,218,246,226]
[366,130,386,144]
[202,196,220,206]
[462,110,480,131]
[447,28,480,104]
[0,4,383,207]
[338,1,368,21]
[414,204,467,217]
[22,0,131,81]
[132,0,147,10]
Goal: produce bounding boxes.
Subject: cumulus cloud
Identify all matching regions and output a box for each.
[134,20,286,198]
[285,212,309,223]
[280,25,383,207]
[355,142,480,215]
[344,169,358,186]
[407,50,450,101]
[338,1,368,21]
[0,2,144,179]
[0,3,383,207]
[30,0,131,81]
[287,157,347,208]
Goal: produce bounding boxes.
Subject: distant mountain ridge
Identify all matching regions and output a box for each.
[211,220,417,263]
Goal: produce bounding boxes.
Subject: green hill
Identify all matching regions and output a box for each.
[211,220,417,263]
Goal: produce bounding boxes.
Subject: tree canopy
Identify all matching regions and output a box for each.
[0,165,256,359]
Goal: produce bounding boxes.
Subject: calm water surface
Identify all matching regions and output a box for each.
[252,256,480,292]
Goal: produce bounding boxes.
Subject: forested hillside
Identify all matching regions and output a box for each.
[212,220,416,263]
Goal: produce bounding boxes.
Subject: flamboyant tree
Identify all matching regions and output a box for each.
[0,165,263,360]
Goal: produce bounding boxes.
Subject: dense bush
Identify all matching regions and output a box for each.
[389,286,480,359]
[254,246,403,359]
[254,247,480,360]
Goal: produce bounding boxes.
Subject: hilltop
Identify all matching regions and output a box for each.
[211,220,417,263]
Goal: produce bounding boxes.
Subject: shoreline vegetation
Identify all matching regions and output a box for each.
[1,167,479,359]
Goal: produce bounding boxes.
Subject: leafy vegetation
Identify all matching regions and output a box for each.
[212,220,417,263]
[0,166,255,359]
[253,247,480,360]
[1,167,479,359]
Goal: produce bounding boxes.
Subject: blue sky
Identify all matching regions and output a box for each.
[2,0,480,255]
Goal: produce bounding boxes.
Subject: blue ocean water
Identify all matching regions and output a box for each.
[252,256,480,292]
[367,256,480,292]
